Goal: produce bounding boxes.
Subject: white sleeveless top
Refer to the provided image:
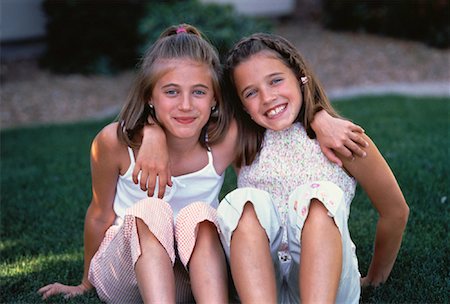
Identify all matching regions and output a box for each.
[113,147,224,225]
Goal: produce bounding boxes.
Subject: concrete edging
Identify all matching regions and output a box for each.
[328,81,450,101]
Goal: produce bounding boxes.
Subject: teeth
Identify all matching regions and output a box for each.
[266,105,286,117]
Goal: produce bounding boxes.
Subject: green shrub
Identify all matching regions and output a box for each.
[138,0,273,60]
[40,0,145,75]
[322,0,449,49]
[40,0,272,75]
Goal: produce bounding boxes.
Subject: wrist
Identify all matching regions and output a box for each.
[310,108,326,132]
[142,123,165,137]
[81,279,93,291]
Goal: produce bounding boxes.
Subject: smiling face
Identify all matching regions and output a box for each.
[233,51,302,131]
[150,58,215,141]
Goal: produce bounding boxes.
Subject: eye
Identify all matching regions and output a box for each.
[244,89,257,99]
[271,77,283,85]
[165,89,178,96]
[193,89,207,96]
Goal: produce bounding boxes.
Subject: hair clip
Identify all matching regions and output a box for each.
[176,27,187,34]
[300,76,308,85]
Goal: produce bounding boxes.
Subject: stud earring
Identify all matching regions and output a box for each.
[210,105,218,118]
[300,76,308,85]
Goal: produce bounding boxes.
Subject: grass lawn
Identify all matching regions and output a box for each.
[1,95,448,303]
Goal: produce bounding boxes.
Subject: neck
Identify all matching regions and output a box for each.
[166,135,208,177]
[167,135,203,158]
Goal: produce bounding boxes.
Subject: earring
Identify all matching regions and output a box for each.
[300,76,308,85]
[210,105,218,118]
[149,104,154,109]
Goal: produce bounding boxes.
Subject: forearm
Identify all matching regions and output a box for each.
[142,122,166,143]
[365,215,408,285]
[82,213,112,288]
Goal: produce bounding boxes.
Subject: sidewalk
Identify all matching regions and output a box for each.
[328,81,450,100]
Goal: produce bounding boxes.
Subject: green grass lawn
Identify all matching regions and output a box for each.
[1,95,448,303]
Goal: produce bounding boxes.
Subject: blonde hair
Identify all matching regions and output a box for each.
[224,32,341,167]
[117,24,230,148]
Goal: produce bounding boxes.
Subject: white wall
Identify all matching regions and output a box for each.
[200,0,296,17]
[1,0,46,42]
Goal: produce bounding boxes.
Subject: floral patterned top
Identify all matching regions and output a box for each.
[238,123,357,257]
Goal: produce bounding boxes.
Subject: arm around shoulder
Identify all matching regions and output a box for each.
[311,110,368,166]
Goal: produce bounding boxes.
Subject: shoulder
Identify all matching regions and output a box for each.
[92,122,122,151]
[209,118,238,174]
[91,122,128,163]
[341,133,392,185]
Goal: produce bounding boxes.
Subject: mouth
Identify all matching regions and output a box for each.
[174,117,196,124]
[265,104,287,118]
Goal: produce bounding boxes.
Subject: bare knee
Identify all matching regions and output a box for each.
[304,199,335,229]
[236,202,263,234]
[196,221,220,246]
[136,218,161,249]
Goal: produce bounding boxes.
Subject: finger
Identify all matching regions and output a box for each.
[42,286,58,300]
[64,292,76,300]
[345,140,367,158]
[132,165,140,184]
[348,122,365,133]
[38,285,51,294]
[139,170,149,191]
[167,167,173,187]
[321,146,342,167]
[146,172,157,197]
[335,143,353,159]
[350,132,369,148]
[157,172,168,198]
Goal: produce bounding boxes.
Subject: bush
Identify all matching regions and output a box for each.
[138,0,273,60]
[322,0,450,49]
[40,0,145,74]
[40,0,272,75]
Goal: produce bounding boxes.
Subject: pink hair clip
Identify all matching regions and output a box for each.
[176,27,187,34]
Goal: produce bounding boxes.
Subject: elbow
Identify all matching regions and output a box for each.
[385,201,410,230]
[396,202,410,229]
[402,204,410,226]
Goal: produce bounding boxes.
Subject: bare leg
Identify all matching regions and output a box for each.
[189,221,228,304]
[135,218,175,303]
[230,202,277,303]
[300,199,342,303]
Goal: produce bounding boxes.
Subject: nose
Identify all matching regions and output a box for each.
[178,93,193,111]
[261,86,276,104]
